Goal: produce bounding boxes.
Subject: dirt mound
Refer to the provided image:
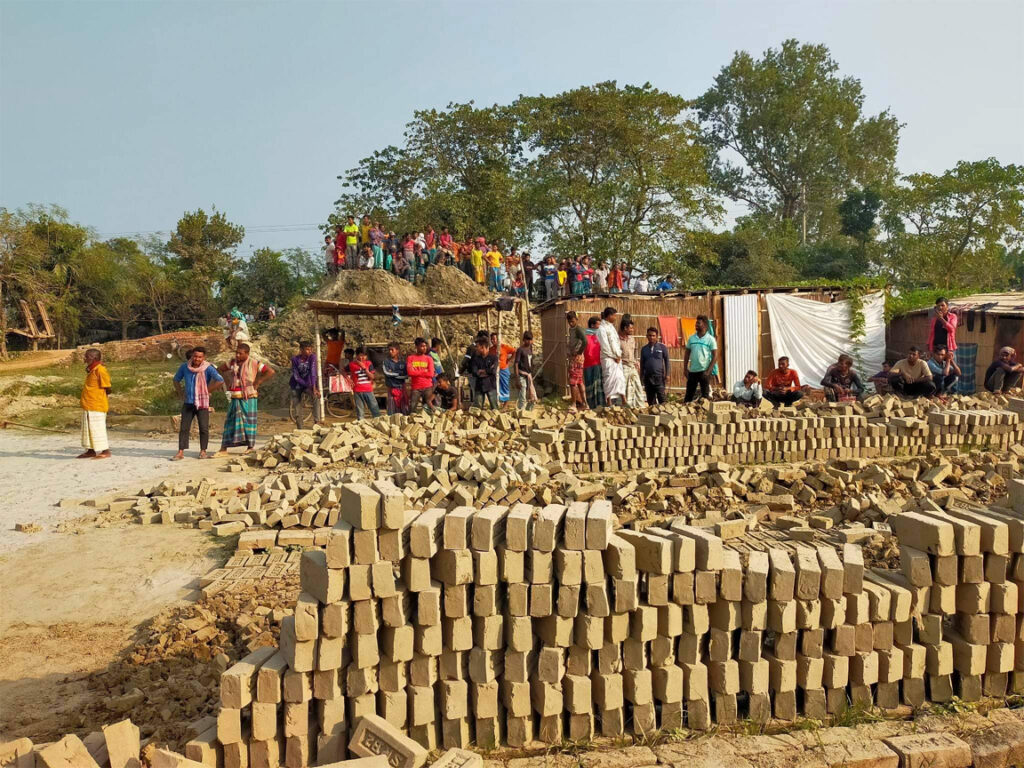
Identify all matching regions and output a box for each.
[421,265,489,305]
[314,269,422,305]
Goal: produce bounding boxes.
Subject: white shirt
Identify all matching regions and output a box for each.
[635,277,649,293]
[597,320,622,361]
[733,381,763,401]
[324,243,336,264]
[594,268,609,289]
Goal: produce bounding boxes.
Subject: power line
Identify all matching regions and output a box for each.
[97,223,325,238]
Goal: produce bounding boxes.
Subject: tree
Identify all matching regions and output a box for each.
[79,238,146,340]
[0,208,61,357]
[696,40,900,238]
[136,237,185,334]
[333,102,532,246]
[167,207,244,316]
[516,82,720,268]
[282,247,324,297]
[221,248,299,314]
[884,158,1024,289]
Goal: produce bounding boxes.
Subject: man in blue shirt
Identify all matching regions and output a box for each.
[541,256,558,302]
[927,347,960,395]
[172,346,224,460]
[289,341,321,428]
[640,327,671,405]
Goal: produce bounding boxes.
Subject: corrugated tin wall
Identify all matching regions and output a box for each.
[537,289,841,393]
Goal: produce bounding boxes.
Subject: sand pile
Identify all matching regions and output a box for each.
[421,264,490,304]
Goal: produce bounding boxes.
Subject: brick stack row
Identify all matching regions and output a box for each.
[204,479,1024,768]
[558,407,1023,473]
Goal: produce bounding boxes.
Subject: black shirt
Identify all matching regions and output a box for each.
[436,386,457,410]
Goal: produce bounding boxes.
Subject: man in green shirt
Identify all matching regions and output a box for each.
[343,216,359,270]
[683,314,717,403]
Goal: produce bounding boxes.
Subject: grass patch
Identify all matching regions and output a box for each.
[831,701,884,728]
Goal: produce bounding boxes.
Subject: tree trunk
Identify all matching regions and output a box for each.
[155,308,164,335]
[0,279,7,360]
[121,319,129,341]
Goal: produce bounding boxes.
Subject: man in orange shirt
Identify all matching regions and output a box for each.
[764,356,804,408]
[79,348,112,459]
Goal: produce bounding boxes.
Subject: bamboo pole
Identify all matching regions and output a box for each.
[313,312,325,421]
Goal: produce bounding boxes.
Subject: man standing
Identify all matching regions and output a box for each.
[383,342,408,415]
[173,346,224,460]
[406,337,435,413]
[541,256,558,302]
[640,326,670,405]
[471,337,499,409]
[927,347,961,395]
[512,331,536,412]
[764,356,805,407]
[289,341,321,429]
[217,342,275,454]
[359,215,372,250]
[888,347,936,399]
[597,306,625,406]
[343,216,360,270]
[820,354,864,402]
[683,315,717,403]
[486,244,503,292]
[984,347,1024,393]
[566,311,588,413]
[324,235,338,275]
[78,348,112,459]
[928,298,958,354]
[349,346,380,419]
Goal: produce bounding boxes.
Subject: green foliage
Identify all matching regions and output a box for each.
[515,81,721,268]
[221,247,311,314]
[883,158,1024,290]
[884,287,969,322]
[78,237,147,340]
[696,39,900,238]
[167,207,245,314]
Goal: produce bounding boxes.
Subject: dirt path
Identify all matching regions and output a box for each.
[0,431,260,556]
[0,349,73,373]
[0,525,221,741]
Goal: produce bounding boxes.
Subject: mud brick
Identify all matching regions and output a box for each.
[299,550,344,603]
[280,616,316,673]
[151,750,207,768]
[410,508,445,558]
[816,546,844,599]
[740,658,769,694]
[430,749,482,768]
[533,504,567,552]
[326,523,352,568]
[443,507,474,549]
[668,522,724,570]
[615,529,671,575]
[883,732,971,768]
[604,535,637,579]
[794,547,822,600]
[471,505,508,551]
[340,483,381,530]
[768,549,796,601]
[745,551,769,602]
[349,714,428,768]
[586,500,613,549]
[184,726,221,768]
[216,708,241,745]
[222,646,276,707]
[946,508,1009,554]
[504,504,533,551]
[843,543,864,594]
[102,719,140,768]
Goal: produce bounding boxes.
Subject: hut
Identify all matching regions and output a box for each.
[533,286,882,396]
[887,292,1024,393]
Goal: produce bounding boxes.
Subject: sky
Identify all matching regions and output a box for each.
[2,0,1022,257]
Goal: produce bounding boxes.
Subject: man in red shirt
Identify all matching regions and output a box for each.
[406,337,435,413]
[349,346,380,419]
[764,356,804,408]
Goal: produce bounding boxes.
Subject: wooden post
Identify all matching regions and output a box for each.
[313,312,325,421]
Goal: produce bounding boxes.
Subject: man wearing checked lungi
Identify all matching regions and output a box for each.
[216,342,275,455]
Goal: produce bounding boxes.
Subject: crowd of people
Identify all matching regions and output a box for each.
[324,215,673,299]
[73,298,1023,461]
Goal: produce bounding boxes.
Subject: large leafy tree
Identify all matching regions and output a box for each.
[333,102,531,246]
[515,82,720,268]
[696,40,900,238]
[79,238,147,340]
[883,158,1024,289]
[221,248,302,314]
[167,207,244,316]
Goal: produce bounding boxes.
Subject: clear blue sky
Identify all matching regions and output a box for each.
[2,0,1022,257]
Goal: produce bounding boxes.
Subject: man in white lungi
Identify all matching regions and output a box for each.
[79,348,112,459]
[597,306,626,405]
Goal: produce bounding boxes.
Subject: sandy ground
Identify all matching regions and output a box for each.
[0,349,73,373]
[0,525,221,740]
[0,430,253,556]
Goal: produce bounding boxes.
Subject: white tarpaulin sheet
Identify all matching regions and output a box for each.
[765,291,885,385]
[724,294,760,385]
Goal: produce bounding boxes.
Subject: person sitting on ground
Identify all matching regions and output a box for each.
[349,346,380,420]
[984,347,1024,393]
[470,337,499,410]
[434,373,459,411]
[927,346,961,395]
[732,370,763,407]
[383,342,408,415]
[640,327,670,406]
[764,356,804,407]
[869,361,892,395]
[821,354,865,402]
[888,347,936,399]
[406,337,435,414]
[79,348,113,460]
[287,341,321,430]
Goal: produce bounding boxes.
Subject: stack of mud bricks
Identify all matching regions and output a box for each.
[561,405,1023,473]
[205,479,1024,768]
